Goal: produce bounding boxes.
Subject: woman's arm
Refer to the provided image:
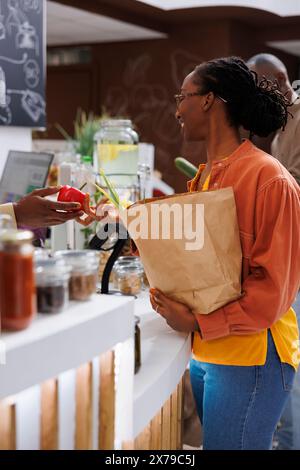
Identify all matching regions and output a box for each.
[194,178,300,340]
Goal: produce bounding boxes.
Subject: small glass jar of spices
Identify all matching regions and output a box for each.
[55,250,100,301]
[112,256,143,289]
[115,263,144,296]
[35,258,71,313]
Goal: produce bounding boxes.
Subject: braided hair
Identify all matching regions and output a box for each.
[192,56,291,137]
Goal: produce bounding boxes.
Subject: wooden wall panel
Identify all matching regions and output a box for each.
[0,401,16,450]
[75,362,93,450]
[99,350,115,450]
[40,379,58,450]
[46,65,95,138]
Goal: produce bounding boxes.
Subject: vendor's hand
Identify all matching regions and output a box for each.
[14,187,84,228]
[150,288,198,333]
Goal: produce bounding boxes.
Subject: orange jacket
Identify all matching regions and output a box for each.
[188,139,300,340]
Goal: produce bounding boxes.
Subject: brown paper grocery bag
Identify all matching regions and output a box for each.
[120,187,242,314]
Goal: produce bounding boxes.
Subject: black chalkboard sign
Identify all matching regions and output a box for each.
[0,0,45,128]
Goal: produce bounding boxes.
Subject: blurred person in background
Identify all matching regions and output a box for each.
[248,53,300,185]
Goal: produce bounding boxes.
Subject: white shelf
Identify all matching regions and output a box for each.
[133,293,191,438]
[0,294,134,399]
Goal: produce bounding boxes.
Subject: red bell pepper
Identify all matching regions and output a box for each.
[57,185,86,209]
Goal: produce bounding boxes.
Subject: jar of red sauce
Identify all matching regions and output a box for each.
[0,229,36,331]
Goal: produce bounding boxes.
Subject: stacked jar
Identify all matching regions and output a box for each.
[112,256,142,288]
[113,256,144,296]
[55,250,100,301]
[35,258,71,313]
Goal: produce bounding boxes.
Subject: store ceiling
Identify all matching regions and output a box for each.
[136,0,300,16]
[48,0,300,58]
[47,1,166,46]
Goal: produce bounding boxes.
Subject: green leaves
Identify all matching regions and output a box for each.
[56,108,110,159]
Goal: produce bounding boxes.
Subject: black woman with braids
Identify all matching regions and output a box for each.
[149,57,300,449]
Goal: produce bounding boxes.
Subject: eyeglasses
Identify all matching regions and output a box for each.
[174,92,228,108]
[174,92,202,107]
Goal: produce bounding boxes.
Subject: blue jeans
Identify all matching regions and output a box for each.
[190,331,295,450]
[275,294,300,450]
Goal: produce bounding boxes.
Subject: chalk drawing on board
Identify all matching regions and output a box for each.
[5,0,39,56]
[0,95,12,125]
[0,52,28,65]
[7,88,45,122]
[21,0,42,14]
[170,50,203,90]
[0,0,6,40]
[6,0,28,35]
[24,58,40,88]
[16,21,39,56]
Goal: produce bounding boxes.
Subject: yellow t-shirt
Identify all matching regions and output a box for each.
[192,172,300,370]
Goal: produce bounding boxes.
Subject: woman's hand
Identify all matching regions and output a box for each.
[149,288,198,333]
[76,195,120,226]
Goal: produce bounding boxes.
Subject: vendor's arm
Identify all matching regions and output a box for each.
[0,187,83,229]
[194,178,300,340]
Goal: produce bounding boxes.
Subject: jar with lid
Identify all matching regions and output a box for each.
[0,229,36,331]
[114,263,144,296]
[55,250,100,300]
[112,256,143,289]
[94,119,139,184]
[134,315,141,374]
[35,258,71,313]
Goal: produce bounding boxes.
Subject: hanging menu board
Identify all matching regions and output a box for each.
[0,0,45,128]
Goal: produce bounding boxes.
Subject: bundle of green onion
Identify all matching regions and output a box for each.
[93,170,131,209]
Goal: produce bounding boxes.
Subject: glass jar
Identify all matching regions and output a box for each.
[112,256,143,289]
[35,258,71,313]
[115,263,144,296]
[0,229,36,331]
[95,119,139,184]
[55,250,100,301]
[134,315,141,374]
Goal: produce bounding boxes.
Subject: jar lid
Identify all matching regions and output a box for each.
[113,256,142,268]
[0,229,33,244]
[35,258,71,283]
[101,119,132,128]
[115,264,144,276]
[36,257,66,268]
[116,256,141,263]
[55,249,100,273]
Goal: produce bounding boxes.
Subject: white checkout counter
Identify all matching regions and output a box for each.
[0,291,191,450]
